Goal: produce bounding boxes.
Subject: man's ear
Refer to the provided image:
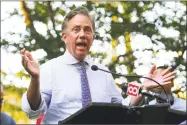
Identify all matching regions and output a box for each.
[62,32,67,44]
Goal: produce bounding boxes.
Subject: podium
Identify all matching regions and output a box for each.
[58,102,169,124]
[164,108,186,124]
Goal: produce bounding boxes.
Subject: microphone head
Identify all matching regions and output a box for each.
[91,65,98,71]
[126,82,141,97]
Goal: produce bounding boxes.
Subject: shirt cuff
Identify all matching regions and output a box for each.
[21,92,46,119]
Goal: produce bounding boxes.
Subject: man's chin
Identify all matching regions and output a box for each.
[75,53,87,61]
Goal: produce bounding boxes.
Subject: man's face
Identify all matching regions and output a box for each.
[153,68,173,93]
[62,14,94,61]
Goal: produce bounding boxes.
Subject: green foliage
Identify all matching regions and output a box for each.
[2,85,34,124]
[1,0,186,85]
[181,1,187,6]
[1,1,186,84]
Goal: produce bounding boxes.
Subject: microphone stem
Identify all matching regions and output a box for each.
[99,68,141,77]
[141,76,169,104]
[98,67,169,104]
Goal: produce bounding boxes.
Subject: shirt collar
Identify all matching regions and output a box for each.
[61,50,91,66]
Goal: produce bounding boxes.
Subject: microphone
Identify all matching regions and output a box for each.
[141,90,174,105]
[91,65,143,78]
[91,65,98,70]
[122,82,173,105]
[91,65,170,104]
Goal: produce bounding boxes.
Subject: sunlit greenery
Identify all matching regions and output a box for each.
[1,84,35,124]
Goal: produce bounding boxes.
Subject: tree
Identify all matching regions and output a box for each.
[1,1,186,96]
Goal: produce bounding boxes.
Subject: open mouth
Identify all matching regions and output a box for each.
[76,42,87,47]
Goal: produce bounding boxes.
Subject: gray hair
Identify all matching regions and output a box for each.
[61,6,95,33]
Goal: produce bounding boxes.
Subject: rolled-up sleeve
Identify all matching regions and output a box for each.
[21,92,46,119]
[21,61,52,119]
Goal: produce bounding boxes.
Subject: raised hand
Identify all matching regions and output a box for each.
[21,48,40,78]
[143,64,176,90]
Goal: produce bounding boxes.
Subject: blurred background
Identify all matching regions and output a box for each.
[1,1,186,124]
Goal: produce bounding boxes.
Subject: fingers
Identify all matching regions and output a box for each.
[21,48,34,61]
[21,48,26,55]
[163,76,175,82]
[161,81,172,85]
[163,71,176,79]
[21,48,26,66]
[149,64,156,74]
[22,54,29,68]
[161,67,172,76]
[21,48,33,68]
[149,81,171,89]
[25,51,34,61]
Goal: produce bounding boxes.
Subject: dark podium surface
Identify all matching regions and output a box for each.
[58,102,171,124]
[164,108,186,124]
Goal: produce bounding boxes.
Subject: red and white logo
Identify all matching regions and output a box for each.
[127,82,141,96]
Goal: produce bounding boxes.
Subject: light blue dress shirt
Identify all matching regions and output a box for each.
[21,51,130,124]
[149,96,186,112]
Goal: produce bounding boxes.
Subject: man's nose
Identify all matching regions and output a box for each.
[79,29,86,38]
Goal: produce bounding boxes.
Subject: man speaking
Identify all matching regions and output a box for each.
[21,6,175,124]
